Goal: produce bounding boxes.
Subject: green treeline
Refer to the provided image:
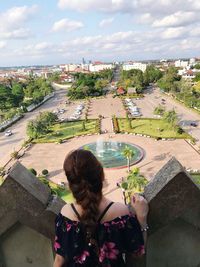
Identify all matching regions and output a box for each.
[157,67,200,109]
[0,77,53,120]
[118,65,163,93]
[68,69,113,99]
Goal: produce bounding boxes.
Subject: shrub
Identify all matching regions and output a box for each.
[95,119,101,134]
[82,121,86,130]
[10,151,19,159]
[56,138,63,144]
[112,116,119,133]
[29,168,37,176]
[0,167,5,176]
[42,169,49,176]
[177,127,184,134]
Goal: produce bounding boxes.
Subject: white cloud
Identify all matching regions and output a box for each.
[52,18,84,32]
[0,41,6,49]
[99,17,114,27]
[2,28,32,39]
[0,5,37,40]
[190,27,200,37]
[138,13,154,24]
[153,11,198,27]
[58,0,135,13]
[161,27,187,39]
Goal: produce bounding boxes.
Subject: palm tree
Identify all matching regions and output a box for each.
[122,146,134,172]
[120,168,148,204]
[163,109,178,126]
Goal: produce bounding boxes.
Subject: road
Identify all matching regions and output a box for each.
[0,88,67,166]
[134,86,200,146]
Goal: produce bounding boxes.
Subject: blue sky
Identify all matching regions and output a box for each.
[0,0,200,66]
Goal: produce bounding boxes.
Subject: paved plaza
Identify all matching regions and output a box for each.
[20,133,200,203]
[2,88,200,203]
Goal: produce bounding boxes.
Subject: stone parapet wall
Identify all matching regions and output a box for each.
[0,159,200,267]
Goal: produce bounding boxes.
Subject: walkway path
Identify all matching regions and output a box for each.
[88,94,126,133]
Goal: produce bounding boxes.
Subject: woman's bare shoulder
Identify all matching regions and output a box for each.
[111,202,130,217]
[60,203,77,219]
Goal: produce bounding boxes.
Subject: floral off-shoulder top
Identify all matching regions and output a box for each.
[54,204,145,267]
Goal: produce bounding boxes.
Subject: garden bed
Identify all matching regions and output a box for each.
[118,118,192,139]
[34,119,98,143]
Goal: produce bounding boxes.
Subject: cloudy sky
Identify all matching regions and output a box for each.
[0,0,200,66]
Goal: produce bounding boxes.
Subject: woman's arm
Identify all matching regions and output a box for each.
[53,254,66,267]
[131,193,149,248]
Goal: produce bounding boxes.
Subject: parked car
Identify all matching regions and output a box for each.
[190,122,198,127]
[5,130,12,136]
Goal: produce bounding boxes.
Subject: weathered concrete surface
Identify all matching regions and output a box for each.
[144,157,200,267]
[0,162,65,267]
[1,223,54,267]
[1,159,200,267]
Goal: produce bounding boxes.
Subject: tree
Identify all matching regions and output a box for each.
[194,73,200,82]
[0,84,13,109]
[121,168,148,204]
[144,65,163,85]
[122,146,135,172]
[39,111,58,127]
[194,63,200,69]
[11,82,24,107]
[26,119,48,139]
[82,121,86,130]
[163,109,178,126]
[154,105,165,116]
[157,67,180,92]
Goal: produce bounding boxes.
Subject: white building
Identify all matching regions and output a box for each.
[123,62,147,72]
[89,63,113,72]
[175,60,189,68]
[190,58,196,65]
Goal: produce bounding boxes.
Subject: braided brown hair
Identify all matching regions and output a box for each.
[63,149,104,243]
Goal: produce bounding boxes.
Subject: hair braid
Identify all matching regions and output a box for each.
[63,149,104,245]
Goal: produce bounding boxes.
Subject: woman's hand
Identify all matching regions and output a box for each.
[53,254,65,267]
[131,193,149,227]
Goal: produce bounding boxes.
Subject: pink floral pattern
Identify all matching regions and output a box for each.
[74,250,90,264]
[133,245,145,257]
[54,213,144,266]
[99,242,119,262]
[66,222,72,232]
[54,236,61,251]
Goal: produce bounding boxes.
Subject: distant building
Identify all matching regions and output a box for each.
[175,60,188,68]
[89,62,113,72]
[182,70,195,80]
[117,87,126,95]
[190,58,196,65]
[123,62,147,72]
[127,87,137,94]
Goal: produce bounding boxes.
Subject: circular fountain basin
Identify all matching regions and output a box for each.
[81,141,144,169]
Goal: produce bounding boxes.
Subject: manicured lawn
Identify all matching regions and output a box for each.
[118,118,191,139]
[39,176,74,203]
[191,174,200,185]
[34,119,98,143]
[50,182,74,203]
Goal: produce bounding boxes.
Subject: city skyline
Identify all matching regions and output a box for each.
[0,0,200,67]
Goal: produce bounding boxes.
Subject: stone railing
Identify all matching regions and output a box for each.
[0,114,23,132]
[26,92,55,112]
[0,158,200,267]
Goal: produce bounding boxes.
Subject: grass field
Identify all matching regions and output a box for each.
[118,118,191,139]
[49,181,74,203]
[191,174,200,186]
[34,119,98,143]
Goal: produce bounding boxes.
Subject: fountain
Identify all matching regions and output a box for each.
[81,141,144,169]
